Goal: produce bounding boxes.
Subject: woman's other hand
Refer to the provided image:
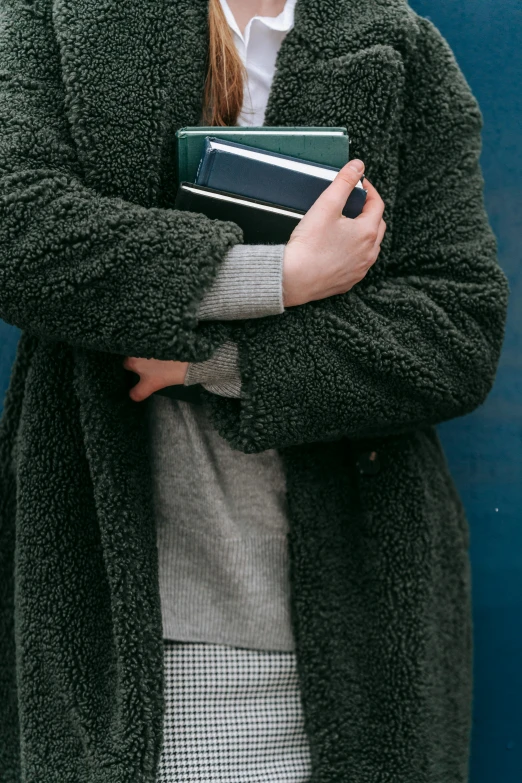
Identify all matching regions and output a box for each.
[282,160,386,307]
[123,356,189,401]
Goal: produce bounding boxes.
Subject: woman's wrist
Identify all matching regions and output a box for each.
[282,243,297,307]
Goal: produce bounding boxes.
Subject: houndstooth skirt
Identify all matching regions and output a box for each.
[156,640,313,782]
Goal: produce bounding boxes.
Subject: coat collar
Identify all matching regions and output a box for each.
[52,0,420,207]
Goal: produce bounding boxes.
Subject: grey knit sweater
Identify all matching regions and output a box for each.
[147,243,296,651]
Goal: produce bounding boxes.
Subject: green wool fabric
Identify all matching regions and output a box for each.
[0,0,509,781]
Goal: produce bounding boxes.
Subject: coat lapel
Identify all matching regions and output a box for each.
[52,0,212,206]
[53,0,418,209]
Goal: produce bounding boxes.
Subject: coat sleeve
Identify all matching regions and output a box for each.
[199,17,510,454]
[0,0,243,361]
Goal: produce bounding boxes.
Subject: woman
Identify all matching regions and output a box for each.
[0,1,509,782]
[129,2,387,780]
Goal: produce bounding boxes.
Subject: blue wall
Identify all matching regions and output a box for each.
[409,1,521,780]
[1,1,520,780]
[0,325,19,405]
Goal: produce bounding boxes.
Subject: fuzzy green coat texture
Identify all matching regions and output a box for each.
[0,0,510,780]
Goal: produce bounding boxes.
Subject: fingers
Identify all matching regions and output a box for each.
[371,218,387,260]
[129,378,153,402]
[123,355,153,372]
[357,176,385,227]
[123,356,188,401]
[308,159,365,219]
[123,356,155,401]
[376,217,386,247]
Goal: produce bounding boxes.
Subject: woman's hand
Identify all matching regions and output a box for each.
[282,160,386,307]
[122,356,189,401]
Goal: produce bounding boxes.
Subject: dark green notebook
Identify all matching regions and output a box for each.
[176,126,349,184]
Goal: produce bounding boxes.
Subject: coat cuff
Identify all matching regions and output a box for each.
[184,339,242,398]
[196,244,285,320]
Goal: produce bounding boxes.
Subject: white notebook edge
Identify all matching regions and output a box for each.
[207,139,364,188]
[181,184,305,219]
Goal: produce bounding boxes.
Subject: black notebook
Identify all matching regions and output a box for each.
[174,182,305,244]
[195,136,367,219]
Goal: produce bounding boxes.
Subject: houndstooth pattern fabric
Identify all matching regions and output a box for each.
[156,640,313,782]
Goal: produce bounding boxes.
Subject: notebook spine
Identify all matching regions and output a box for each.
[180,140,187,186]
[195,139,217,185]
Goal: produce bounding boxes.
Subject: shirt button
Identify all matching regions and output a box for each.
[356,450,381,475]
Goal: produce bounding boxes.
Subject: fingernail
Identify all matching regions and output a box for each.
[348,159,364,173]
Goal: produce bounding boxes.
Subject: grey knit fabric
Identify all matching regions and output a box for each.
[185,339,242,398]
[195,243,286,321]
[184,243,286,397]
[148,242,294,650]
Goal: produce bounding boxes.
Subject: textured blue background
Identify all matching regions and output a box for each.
[408,1,521,779]
[1,1,520,779]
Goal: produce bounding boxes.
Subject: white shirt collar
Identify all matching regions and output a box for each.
[219,0,297,44]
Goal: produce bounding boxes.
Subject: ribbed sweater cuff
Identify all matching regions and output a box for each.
[184,340,242,398]
[196,243,286,320]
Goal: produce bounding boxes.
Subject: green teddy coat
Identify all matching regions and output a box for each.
[0,0,510,780]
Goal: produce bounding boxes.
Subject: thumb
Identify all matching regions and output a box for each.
[129,376,157,402]
[308,159,365,218]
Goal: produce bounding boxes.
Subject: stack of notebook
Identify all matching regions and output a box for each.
[174,126,367,244]
[154,127,366,404]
